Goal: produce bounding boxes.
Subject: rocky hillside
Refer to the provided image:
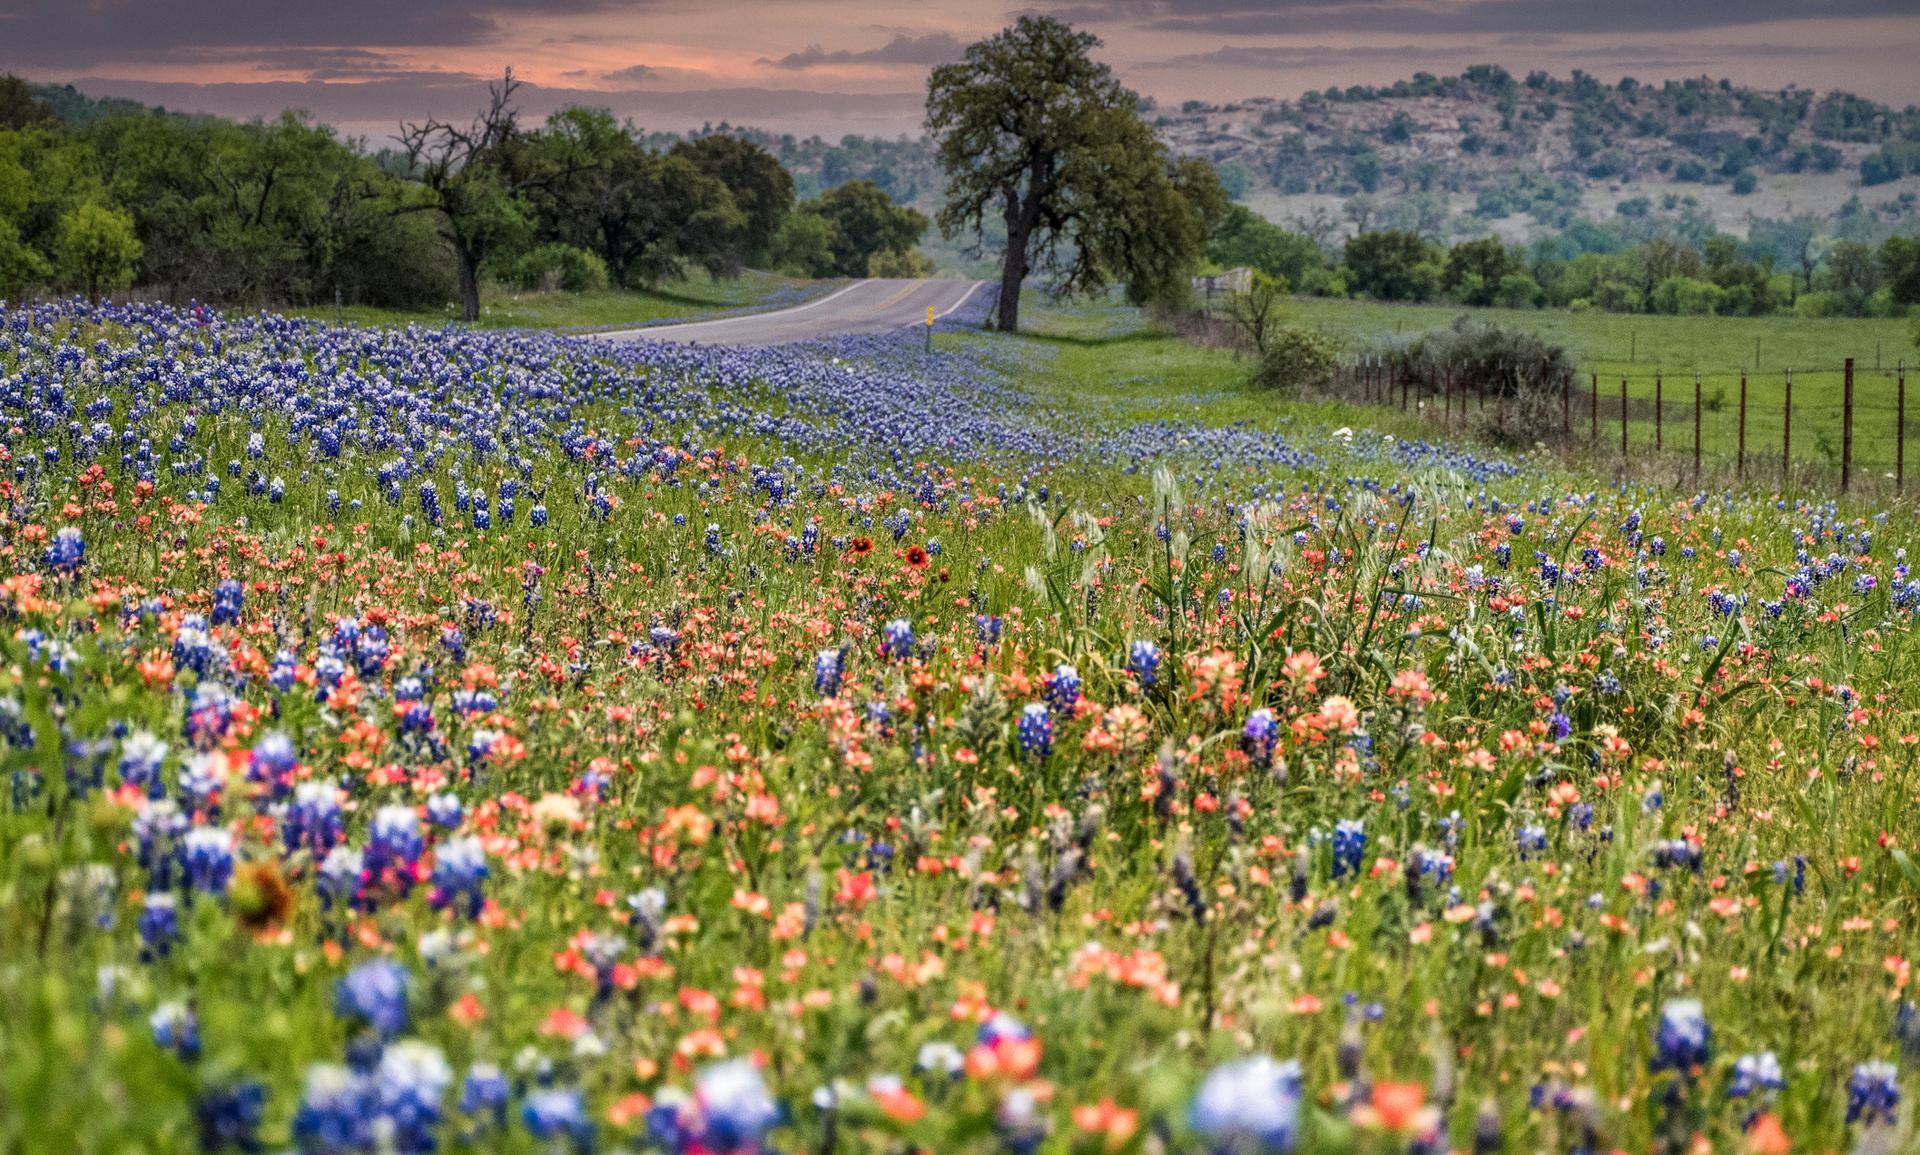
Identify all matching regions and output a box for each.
[1152,67,1920,242]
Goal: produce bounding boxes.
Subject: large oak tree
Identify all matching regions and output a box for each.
[926,16,1204,332]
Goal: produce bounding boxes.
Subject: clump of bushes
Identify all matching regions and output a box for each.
[1381,319,1577,445]
[1253,327,1342,392]
[1223,272,1342,392]
[501,244,610,293]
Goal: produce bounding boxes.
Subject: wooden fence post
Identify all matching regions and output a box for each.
[1783,368,1792,488]
[1620,375,1628,458]
[1900,361,1907,494]
[1590,371,1598,444]
[1842,358,1853,493]
[1738,370,1747,481]
[1693,370,1702,480]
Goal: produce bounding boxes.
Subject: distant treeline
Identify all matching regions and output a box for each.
[1209,202,1920,319]
[0,75,929,312]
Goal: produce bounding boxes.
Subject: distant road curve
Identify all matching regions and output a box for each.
[596,278,988,347]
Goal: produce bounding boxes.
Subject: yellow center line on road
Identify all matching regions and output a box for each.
[867,282,922,314]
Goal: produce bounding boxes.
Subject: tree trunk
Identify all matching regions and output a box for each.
[454,242,482,322]
[996,242,1025,333]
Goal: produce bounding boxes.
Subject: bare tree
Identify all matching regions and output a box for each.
[396,70,526,321]
[1224,271,1288,357]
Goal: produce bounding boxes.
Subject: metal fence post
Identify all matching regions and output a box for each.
[1738,370,1747,481]
[1693,370,1701,480]
[1842,358,1853,494]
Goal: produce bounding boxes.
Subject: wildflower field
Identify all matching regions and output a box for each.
[1,292,1917,1155]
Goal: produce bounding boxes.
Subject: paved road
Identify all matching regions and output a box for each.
[597,278,988,346]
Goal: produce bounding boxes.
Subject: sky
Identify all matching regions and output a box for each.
[2,0,1916,142]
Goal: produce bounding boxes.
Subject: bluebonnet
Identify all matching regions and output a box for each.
[293,1064,376,1153]
[151,1001,201,1060]
[524,1087,595,1150]
[1846,1061,1899,1125]
[336,959,410,1039]
[426,792,463,829]
[1191,1057,1302,1153]
[248,731,298,799]
[1651,999,1711,1073]
[118,730,168,797]
[211,579,245,625]
[1516,824,1548,859]
[1016,702,1053,760]
[139,891,180,958]
[376,1040,454,1153]
[430,837,488,919]
[460,1063,511,1126]
[1046,663,1082,714]
[196,1080,268,1153]
[1243,708,1279,767]
[996,1086,1049,1155]
[44,526,85,574]
[366,804,424,879]
[1331,819,1366,880]
[181,825,236,894]
[692,1058,782,1153]
[880,619,914,661]
[283,780,345,855]
[812,648,845,697]
[1127,640,1161,688]
[1651,838,1701,872]
[1729,1052,1784,1098]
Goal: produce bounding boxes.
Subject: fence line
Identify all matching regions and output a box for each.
[1330,356,1912,495]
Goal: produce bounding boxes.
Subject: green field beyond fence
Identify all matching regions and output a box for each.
[1336,357,1917,490]
[1290,297,1920,489]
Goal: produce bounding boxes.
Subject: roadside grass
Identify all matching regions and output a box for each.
[958,293,1440,446]
[283,269,826,331]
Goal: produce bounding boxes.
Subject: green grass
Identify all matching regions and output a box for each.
[959,294,1436,446]
[284,269,829,331]
[1282,296,1920,478]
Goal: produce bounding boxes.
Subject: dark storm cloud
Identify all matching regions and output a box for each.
[1042,0,1916,36]
[0,0,635,70]
[756,33,965,70]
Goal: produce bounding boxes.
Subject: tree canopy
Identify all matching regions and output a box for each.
[926,15,1210,331]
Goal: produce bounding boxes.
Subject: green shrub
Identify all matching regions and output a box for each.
[504,244,609,293]
[1652,275,1725,316]
[1495,272,1543,309]
[1793,290,1844,318]
[1251,326,1341,392]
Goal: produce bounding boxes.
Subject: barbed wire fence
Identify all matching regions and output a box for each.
[1331,356,1913,495]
